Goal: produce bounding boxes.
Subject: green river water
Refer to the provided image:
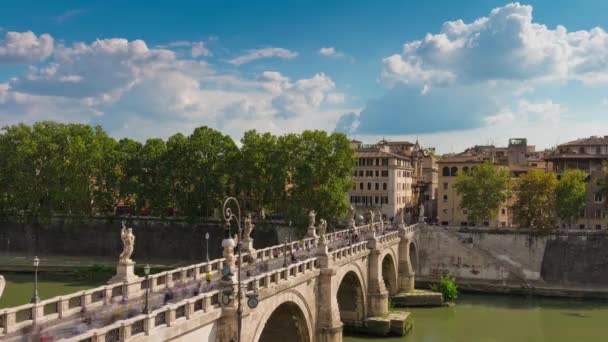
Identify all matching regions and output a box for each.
[345,294,608,342]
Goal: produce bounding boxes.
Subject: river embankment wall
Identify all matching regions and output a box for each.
[416,226,608,293]
[0,217,287,263]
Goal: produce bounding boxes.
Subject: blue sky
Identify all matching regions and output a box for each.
[1,1,608,152]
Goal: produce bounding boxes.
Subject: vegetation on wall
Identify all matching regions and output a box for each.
[0,121,355,228]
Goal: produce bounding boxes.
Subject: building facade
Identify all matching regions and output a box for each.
[545,136,608,229]
[348,140,437,221]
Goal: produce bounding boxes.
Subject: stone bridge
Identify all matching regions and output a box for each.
[1,221,421,342]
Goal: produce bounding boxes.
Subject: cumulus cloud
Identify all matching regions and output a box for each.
[1,36,351,140]
[0,31,54,64]
[381,2,608,86]
[229,47,298,66]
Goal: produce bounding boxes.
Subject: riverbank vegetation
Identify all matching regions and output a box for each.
[0,122,355,228]
[431,274,458,302]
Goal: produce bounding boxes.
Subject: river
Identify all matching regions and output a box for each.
[344,294,608,342]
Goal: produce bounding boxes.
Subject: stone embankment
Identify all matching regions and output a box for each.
[416,226,608,298]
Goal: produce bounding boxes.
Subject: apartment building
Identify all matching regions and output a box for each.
[348,139,437,221]
[545,135,608,229]
[437,154,513,227]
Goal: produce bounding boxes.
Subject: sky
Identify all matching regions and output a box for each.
[1,0,608,153]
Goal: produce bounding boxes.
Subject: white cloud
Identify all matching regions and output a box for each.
[1,36,351,140]
[0,31,54,64]
[484,111,515,125]
[191,42,210,57]
[518,99,564,123]
[319,47,337,56]
[381,2,608,86]
[229,47,298,66]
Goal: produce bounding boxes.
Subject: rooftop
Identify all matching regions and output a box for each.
[560,136,608,146]
[437,154,484,163]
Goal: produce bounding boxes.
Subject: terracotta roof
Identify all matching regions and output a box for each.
[437,154,484,163]
[350,139,362,143]
[354,150,410,160]
[560,136,608,146]
[544,153,607,160]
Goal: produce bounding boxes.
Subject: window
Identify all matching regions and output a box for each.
[375,158,380,166]
[382,158,389,166]
[579,147,585,154]
[367,183,371,190]
[595,193,604,203]
[383,183,387,190]
[597,146,602,155]
[375,170,379,177]
[441,221,449,226]
[359,182,363,190]
[443,194,448,202]
[463,166,469,173]
[531,163,538,167]
[381,170,389,177]
[442,167,450,177]
[450,167,458,176]
[375,196,379,204]
[443,182,448,190]
[358,170,363,177]
[375,183,379,190]
[501,208,506,215]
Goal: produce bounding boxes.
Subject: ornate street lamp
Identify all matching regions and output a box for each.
[222,197,259,342]
[143,264,151,314]
[31,256,40,304]
[205,232,210,263]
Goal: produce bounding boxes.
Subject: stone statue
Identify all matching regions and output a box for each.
[318,219,328,245]
[119,222,135,263]
[308,210,316,228]
[244,214,254,240]
[368,210,375,224]
[397,208,405,224]
[348,205,355,221]
[419,203,425,223]
[0,275,4,299]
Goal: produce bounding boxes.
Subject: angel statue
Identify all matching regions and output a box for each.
[308,210,316,228]
[244,214,255,240]
[119,222,135,263]
[318,219,328,245]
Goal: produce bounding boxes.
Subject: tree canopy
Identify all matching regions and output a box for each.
[0,122,355,229]
[555,169,588,226]
[453,162,512,224]
[512,170,558,229]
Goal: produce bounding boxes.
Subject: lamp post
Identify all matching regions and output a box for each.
[31,256,40,304]
[205,232,210,263]
[143,264,151,314]
[222,197,259,342]
[283,237,289,267]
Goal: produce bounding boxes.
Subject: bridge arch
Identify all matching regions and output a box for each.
[336,270,366,323]
[409,239,419,273]
[381,253,398,295]
[252,290,314,342]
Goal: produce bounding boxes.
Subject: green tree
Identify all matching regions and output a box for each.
[115,138,143,210]
[280,131,355,227]
[512,170,557,229]
[139,138,170,216]
[237,130,284,213]
[556,169,588,227]
[453,161,511,225]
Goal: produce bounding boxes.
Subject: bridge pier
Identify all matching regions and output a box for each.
[366,246,389,317]
[397,227,416,293]
[317,257,344,342]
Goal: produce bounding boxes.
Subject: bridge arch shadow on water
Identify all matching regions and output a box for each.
[258,301,311,342]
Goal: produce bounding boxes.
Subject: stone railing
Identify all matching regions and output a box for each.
[243,258,320,292]
[377,230,400,244]
[57,289,222,342]
[0,281,124,335]
[330,241,369,263]
[57,258,321,342]
[0,257,229,337]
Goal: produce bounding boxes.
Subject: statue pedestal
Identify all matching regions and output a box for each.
[418,216,425,223]
[109,260,139,284]
[307,226,318,238]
